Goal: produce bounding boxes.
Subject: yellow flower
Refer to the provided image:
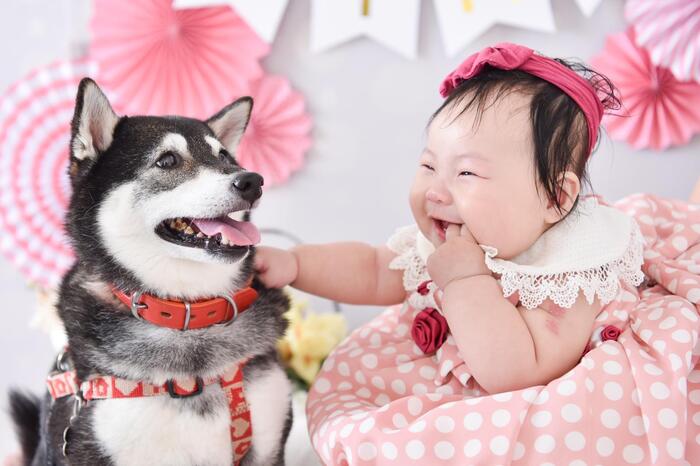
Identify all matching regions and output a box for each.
[289,352,321,385]
[290,313,346,359]
[278,289,348,386]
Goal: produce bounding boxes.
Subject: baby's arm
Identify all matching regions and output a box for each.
[429,225,598,394]
[441,277,597,394]
[256,243,406,306]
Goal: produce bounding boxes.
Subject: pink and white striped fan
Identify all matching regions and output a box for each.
[0,60,99,287]
[626,0,700,83]
[235,76,312,186]
[90,0,269,119]
[590,28,700,151]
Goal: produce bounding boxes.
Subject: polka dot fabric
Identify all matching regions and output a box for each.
[306,195,700,465]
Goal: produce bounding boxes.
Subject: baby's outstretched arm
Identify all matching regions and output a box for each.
[429,225,599,394]
[256,243,406,306]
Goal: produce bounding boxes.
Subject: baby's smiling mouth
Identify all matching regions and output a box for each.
[431,217,463,240]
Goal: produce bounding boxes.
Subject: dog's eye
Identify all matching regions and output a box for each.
[155,151,180,169]
[219,149,235,164]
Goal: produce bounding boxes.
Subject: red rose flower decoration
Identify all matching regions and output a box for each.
[601,325,621,342]
[416,280,432,296]
[411,308,449,355]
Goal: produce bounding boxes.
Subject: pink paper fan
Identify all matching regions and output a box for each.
[90,0,269,119]
[235,76,312,186]
[590,28,700,151]
[0,60,100,287]
[626,0,700,83]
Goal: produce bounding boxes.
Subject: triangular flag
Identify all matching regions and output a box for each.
[433,0,556,56]
[575,0,603,17]
[310,0,421,59]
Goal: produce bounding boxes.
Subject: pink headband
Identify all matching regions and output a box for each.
[439,43,604,156]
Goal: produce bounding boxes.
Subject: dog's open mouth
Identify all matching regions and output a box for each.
[155,214,260,252]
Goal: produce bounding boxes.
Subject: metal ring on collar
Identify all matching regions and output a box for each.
[220,295,239,327]
[130,291,147,320]
[182,302,192,331]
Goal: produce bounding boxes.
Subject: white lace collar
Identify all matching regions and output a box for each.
[389,197,645,310]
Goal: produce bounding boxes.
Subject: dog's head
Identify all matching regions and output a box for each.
[66,79,263,298]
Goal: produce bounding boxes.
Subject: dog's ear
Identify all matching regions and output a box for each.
[69,78,119,184]
[206,97,253,152]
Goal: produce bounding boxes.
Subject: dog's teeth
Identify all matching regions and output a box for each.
[184,226,194,235]
[170,220,177,228]
[196,232,205,238]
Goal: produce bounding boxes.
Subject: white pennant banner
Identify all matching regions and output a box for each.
[574,0,603,17]
[172,0,290,43]
[310,0,421,59]
[433,0,556,56]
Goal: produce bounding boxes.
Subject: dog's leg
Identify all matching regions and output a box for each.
[240,354,292,466]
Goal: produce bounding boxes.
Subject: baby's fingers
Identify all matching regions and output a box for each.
[460,224,477,243]
[445,223,460,240]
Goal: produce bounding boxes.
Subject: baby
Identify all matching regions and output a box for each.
[257,43,640,394]
[257,43,648,465]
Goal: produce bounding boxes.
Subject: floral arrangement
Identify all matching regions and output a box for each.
[277,290,347,390]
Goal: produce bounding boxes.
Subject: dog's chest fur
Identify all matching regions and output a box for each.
[92,387,231,465]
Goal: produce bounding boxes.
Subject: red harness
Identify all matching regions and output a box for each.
[49,285,260,463]
[47,361,253,464]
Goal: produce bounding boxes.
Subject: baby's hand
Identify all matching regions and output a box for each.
[254,246,298,289]
[427,224,490,289]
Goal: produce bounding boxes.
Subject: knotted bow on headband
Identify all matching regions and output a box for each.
[439,43,604,156]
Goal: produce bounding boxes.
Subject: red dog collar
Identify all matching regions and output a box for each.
[112,285,258,330]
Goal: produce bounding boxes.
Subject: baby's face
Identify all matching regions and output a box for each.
[410,91,558,259]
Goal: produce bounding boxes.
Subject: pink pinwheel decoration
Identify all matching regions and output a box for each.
[235,76,312,186]
[0,60,104,287]
[590,28,700,151]
[90,0,269,119]
[626,0,700,84]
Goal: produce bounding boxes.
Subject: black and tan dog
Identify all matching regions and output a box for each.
[9,79,292,466]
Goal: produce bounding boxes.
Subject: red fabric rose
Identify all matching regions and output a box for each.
[411,307,449,355]
[416,280,432,296]
[601,325,621,342]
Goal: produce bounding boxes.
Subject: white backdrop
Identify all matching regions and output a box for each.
[1,0,699,459]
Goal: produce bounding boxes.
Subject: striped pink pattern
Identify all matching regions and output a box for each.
[235,76,312,186]
[0,59,103,287]
[626,0,700,84]
[90,0,269,119]
[590,28,700,151]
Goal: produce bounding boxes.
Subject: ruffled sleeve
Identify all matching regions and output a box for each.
[387,225,440,310]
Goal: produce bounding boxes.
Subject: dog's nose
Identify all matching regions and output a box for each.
[232,171,264,202]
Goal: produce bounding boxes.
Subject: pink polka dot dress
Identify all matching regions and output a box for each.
[306,195,700,465]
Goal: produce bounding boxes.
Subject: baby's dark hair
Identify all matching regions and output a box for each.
[430,59,621,215]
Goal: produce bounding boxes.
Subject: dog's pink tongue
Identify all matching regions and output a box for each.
[192,218,260,246]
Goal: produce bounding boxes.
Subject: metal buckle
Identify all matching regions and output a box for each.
[130,291,147,320]
[165,377,203,398]
[62,390,85,457]
[182,302,192,331]
[220,295,239,327]
[55,349,71,372]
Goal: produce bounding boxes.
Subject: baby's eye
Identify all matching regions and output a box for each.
[459,170,475,177]
[421,163,434,171]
